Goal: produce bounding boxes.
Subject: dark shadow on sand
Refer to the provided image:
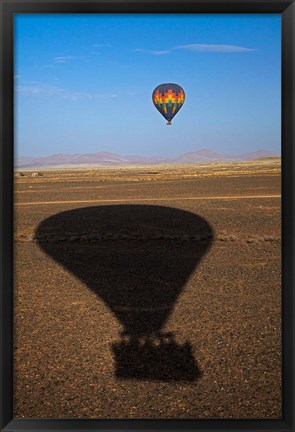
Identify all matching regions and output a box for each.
[36,205,213,381]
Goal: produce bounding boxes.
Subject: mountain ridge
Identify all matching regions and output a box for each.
[15,148,280,168]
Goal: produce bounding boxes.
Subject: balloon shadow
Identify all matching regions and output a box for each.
[36,205,213,381]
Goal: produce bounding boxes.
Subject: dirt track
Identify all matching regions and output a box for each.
[14,165,281,419]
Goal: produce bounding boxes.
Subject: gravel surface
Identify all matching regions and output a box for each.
[14,171,281,419]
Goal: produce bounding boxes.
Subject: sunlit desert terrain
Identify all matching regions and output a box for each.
[14,158,281,419]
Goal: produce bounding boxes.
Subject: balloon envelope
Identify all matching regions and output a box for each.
[152,83,185,125]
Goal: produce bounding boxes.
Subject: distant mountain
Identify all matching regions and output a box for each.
[15,152,167,168]
[15,149,280,168]
[237,149,280,161]
[174,148,279,163]
[15,156,36,166]
[174,148,237,163]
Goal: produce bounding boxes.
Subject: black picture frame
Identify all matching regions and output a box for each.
[0,0,294,431]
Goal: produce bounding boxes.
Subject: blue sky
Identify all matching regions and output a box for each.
[14,14,281,158]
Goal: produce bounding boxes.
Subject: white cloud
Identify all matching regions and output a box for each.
[16,83,118,101]
[149,50,171,55]
[34,52,98,69]
[133,48,171,55]
[53,54,98,64]
[175,44,256,53]
[16,84,62,96]
[133,44,255,55]
[53,55,80,64]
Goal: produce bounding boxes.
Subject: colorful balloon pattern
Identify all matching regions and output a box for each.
[152,83,185,125]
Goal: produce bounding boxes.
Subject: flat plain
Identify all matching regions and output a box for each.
[14,158,281,419]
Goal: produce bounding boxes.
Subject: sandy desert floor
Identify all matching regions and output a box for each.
[13,159,281,419]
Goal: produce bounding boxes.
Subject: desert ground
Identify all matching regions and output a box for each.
[14,158,281,419]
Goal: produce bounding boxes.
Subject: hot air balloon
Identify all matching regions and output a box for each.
[152,83,185,125]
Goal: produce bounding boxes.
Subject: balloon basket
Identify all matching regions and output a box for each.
[112,332,201,381]
[166,122,172,126]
